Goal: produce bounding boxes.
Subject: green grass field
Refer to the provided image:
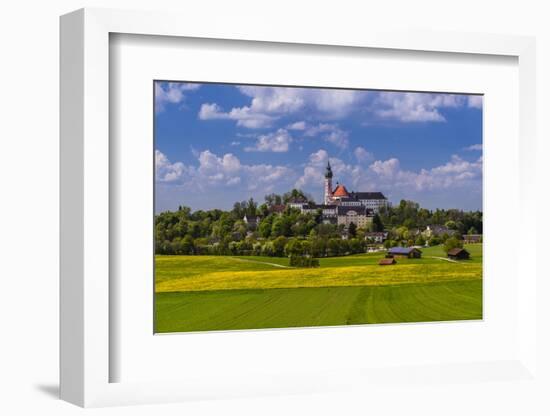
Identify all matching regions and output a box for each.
[155,244,482,333]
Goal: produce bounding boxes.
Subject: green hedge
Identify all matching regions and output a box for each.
[289,255,320,268]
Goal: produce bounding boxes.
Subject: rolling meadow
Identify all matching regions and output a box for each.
[155,244,483,332]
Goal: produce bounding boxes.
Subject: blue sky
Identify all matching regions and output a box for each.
[155,81,483,213]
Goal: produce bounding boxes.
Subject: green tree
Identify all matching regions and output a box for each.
[189,222,201,239]
[301,240,312,256]
[245,198,258,217]
[356,227,367,241]
[444,236,463,252]
[393,226,408,241]
[284,238,304,257]
[310,237,327,257]
[272,236,288,257]
[327,238,341,256]
[289,256,319,268]
[316,223,337,238]
[257,203,270,218]
[181,235,194,254]
[339,239,350,255]
[348,238,363,254]
[258,216,273,238]
[262,241,275,256]
[232,220,247,240]
[177,205,191,217]
[271,215,292,237]
[445,220,457,230]
[232,201,247,219]
[384,239,396,249]
[264,193,282,206]
[252,242,263,256]
[348,222,357,238]
[283,188,312,204]
[372,214,384,232]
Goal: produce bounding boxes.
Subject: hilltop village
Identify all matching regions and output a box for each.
[155,159,482,258]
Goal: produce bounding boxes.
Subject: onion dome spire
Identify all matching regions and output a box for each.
[325,160,333,179]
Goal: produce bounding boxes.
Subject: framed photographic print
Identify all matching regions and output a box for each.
[60,7,540,409]
[153,81,484,334]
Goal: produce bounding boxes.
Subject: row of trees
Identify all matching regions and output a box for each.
[382,230,473,250]
[379,200,482,235]
[155,189,482,257]
[157,234,371,258]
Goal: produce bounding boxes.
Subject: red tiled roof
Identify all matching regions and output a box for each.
[270,204,286,213]
[333,184,349,197]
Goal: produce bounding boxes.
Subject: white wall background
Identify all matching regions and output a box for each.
[1,1,548,415]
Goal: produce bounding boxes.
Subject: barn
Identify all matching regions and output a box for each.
[379,258,396,265]
[387,247,422,259]
[462,234,482,244]
[447,247,470,260]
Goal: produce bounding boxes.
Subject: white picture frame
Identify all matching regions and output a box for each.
[60,7,539,408]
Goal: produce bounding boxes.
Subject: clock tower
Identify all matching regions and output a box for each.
[324,160,334,205]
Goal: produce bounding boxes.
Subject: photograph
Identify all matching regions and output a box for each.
[154,81,483,333]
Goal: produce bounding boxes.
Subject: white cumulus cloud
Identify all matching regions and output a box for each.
[369,158,400,178]
[296,149,482,197]
[365,154,482,191]
[303,123,349,149]
[156,149,296,192]
[198,103,276,128]
[354,146,373,162]
[287,121,307,130]
[155,150,187,182]
[295,149,353,188]
[199,86,368,130]
[244,129,293,152]
[464,143,483,151]
[155,82,200,112]
[468,95,483,109]
[373,92,466,122]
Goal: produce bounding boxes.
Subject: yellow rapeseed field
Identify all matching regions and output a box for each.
[156,262,481,293]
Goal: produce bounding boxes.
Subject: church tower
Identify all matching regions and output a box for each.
[324,160,334,205]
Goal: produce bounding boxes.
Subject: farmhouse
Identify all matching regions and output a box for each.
[365,232,388,243]
[269,204,286,214]
[463,234,482,244]
[379,258,396,265]
[387,247,422,259]
[447,247,470,260]
[287,196,309,210]
[243,214,258,226]
[423,225,451,238]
